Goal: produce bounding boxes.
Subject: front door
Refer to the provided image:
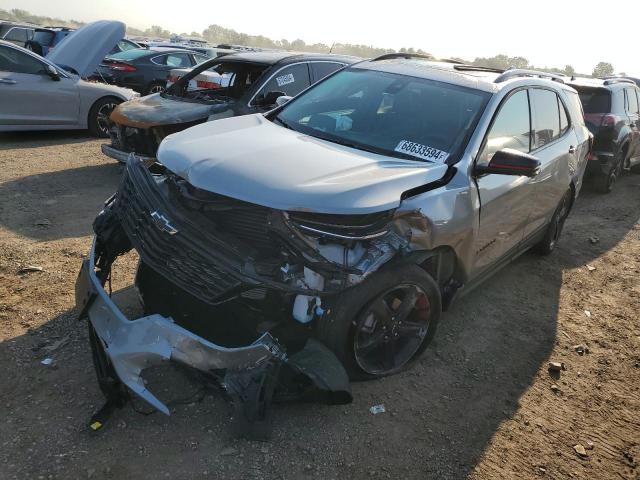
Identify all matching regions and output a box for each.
[472,89,534,273]
[0,44,79,126]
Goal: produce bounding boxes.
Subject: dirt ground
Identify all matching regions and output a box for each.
[0,131,638,480]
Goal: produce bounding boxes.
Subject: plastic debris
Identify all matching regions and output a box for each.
[369,404,386,414]
[18,265,43,274]
[41,358,53,366]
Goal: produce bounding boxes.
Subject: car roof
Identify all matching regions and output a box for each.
[352,57,576,94]
[566,76,637,90]
[220,50,360,65]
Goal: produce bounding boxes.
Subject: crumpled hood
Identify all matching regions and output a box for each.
[158,114,449,214]
[110,93,218,129]
[47,20,125,77]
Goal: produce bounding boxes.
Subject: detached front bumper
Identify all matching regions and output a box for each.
[75,238,284,415]
[101,144,155,164]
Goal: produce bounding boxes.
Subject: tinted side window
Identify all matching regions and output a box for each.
[165,53,191,67]
[531,89,560,149]
[258,63,311,100]
[564,91,585,126]
[4,27,29,43]
[0,45,46,74]
[625,88,639,114]
[479,89,531,165]
[310,62,344,83]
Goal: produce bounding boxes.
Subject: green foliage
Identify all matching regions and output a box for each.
[592,62,614,77]
[472,54,530,70]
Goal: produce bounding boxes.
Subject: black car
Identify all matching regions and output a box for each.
[92,47,208,95]
[567,77,640,192]
[102,51,359,162]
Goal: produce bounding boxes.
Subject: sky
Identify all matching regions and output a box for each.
[2,0,638,76]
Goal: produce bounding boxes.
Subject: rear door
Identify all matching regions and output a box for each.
[0,44,79,126]
[522,88,576,239]
[624,87,640,161]
[2,27,32,47]
[151,52,193,84]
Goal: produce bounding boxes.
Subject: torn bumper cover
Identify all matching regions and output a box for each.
[75,240,352,421]
[101,144,154,164]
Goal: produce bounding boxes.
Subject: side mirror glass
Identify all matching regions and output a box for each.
[45,64,60,81]
[475,148,540,177]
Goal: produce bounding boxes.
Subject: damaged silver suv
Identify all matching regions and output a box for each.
[77,54,591,427]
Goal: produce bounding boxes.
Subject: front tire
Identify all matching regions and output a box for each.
[88,97,121,138]
[317,264,441,380]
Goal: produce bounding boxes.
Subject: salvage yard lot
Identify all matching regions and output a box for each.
[0,131,639,480]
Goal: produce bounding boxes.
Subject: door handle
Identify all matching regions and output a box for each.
[568,145,576,154]
[0,78,16,85]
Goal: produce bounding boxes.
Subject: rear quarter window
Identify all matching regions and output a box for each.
[564,91,585,126]
[531,89,561,148]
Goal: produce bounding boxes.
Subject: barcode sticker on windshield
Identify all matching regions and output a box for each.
[276,73,295,87]
[394,140,449,162]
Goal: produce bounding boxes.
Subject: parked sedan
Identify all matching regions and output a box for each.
[0,21,138,137]
[92,48,208,95]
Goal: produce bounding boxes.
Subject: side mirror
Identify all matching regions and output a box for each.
[45,64,60,81]
[259,90,287,106]
[275,95,292,107]
[475,148,540,177]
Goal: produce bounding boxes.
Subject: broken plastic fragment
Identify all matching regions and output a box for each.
[369,404,386,414]
[41,358,53,366]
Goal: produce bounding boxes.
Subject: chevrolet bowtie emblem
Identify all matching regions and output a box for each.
[150,210,178,235]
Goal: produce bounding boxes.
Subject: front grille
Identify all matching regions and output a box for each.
[115,159,275,305]
[109,125,158,157]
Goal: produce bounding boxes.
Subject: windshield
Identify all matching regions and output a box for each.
[166,59,268,102]
[274,68,490,163]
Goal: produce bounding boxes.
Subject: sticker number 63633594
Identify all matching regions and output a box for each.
[394,140,449,163]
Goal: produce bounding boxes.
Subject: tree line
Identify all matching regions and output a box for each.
[1,8,620,77]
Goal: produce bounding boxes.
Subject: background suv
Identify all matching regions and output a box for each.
[24,27,74,56]
[0,21,34,47]
[567,77,640,192]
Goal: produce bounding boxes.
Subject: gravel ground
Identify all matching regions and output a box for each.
[0,131,639,480]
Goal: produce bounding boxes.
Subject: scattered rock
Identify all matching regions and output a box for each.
[550,384,560,393]
[86,468,96,478]
[573,345,589,355]
[586,264,596,272]
[588,236,599,244]
[586,441,594,450]
[573,444,588,458]
[34,219,51,227]
[584,310,591,318]
[219,447,237,457]
[548,362,565,372]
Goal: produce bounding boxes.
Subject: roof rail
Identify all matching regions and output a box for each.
[453,64,504,73]
[371,52,434,62]
[494,69,565,84]
[602,78,636,86]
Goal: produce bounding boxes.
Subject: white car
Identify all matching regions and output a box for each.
[0,21,138,137]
